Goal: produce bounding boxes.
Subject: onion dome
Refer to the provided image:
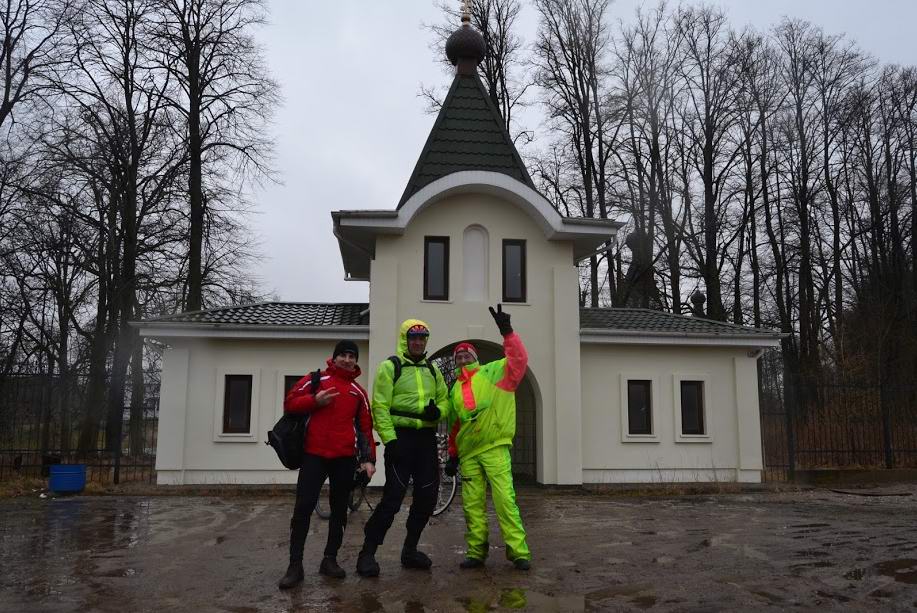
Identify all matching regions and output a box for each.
[445,12,485,73]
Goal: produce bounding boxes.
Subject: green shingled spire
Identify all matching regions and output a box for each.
[397,20,535,209]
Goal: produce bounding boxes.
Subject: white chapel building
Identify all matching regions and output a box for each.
[136,19,781,487]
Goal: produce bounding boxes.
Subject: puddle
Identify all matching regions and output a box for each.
[794,549,831,558]
[630,594,657,609]
[874,559,917,584]
[459,589,585,612]
[792,561,835,571]
[750,590,783,604]
[94,568,138,578]
[815,590,851,603]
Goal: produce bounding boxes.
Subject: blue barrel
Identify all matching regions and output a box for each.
[48,464,87,494]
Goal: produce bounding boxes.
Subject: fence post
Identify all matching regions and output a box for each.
[785,377,796,481]
[880,385,894,469]
[113,405,123,484]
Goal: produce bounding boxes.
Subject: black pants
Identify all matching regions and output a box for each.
[289,453,356,563]
[363,428,439,550]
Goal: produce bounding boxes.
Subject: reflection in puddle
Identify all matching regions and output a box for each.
[874,559,917,584]
[459,588,586,612]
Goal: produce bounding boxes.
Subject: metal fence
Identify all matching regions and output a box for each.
[760,379,917,481]
[0,374,159,484]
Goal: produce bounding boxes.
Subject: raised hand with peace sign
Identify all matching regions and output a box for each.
[488,303,513,336]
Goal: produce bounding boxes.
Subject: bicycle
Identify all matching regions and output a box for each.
[434,431,458,515]
[314,446,379,519]
[314,433,458,519]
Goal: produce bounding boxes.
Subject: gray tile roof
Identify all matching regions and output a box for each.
[397,72,536,208]
[580,308,781,337]
[142,302,370,327]
[140,303,778,338]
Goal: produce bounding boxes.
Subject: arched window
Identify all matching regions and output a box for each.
[462,225,488,302]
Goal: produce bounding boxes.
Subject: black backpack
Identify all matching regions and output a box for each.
[266,370,321,470]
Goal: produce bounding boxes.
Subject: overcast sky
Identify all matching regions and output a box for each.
[248,0,917,305]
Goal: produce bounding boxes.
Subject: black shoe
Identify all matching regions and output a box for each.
[319,556,346,579]
[278,562,304,589]
[401,549,432,570]
[460,557,484,569]
[513,558,531,571]
[356,551,380,577]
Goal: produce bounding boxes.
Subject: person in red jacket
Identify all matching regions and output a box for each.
[278,340,376,589]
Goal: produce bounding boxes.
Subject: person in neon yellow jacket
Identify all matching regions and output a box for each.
[445,304,531,571]
[357,318,449,577]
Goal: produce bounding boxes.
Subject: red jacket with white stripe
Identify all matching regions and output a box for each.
[284,360,376,462]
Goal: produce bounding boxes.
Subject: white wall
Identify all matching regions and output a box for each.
[368,191,583,484]
[155,338,371,485]
[579,344,763,483]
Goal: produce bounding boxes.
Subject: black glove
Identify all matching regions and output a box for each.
[353,468,371,489]
[421,399,441,421]
[384,439,401,463]
[489,303,513,335]
[445,456,459,477]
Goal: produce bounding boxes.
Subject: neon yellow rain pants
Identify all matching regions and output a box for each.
[460,444,530,562]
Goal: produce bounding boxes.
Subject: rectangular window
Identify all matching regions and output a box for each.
[680,380,705,435]
[284,375,305,396]
[502,239,526,302]
[223,375,253,434]
[627,380,653,435]
[424,236,449,300]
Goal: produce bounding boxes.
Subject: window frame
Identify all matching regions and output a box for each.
[673,374,713,443]
[277,370,309,420]
[423,236,450,301]
[213,368,260,442]
[619,374,659,443]
[502,239,527,303]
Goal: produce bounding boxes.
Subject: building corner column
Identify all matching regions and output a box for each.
[156,345,191,484]
[734,355,764,483]
[552,266,583,485]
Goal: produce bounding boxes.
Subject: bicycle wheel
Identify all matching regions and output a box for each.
[433,469,457,516]
[314,497,330,520]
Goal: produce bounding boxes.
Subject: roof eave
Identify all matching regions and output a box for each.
[132,321,370,340]
[580,328,784,348]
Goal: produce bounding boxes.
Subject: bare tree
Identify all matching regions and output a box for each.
[611,4,678,309]
[0,0,71,129]
[41,0,180,451]
[532,0,614,306]
[673,5,745,321]
[153,0,277,312]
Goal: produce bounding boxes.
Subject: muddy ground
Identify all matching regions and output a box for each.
[1,485,915,612]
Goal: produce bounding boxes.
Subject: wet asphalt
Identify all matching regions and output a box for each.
[1,485,916,612]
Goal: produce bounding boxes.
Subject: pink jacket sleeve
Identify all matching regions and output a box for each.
[447,420,460,458]
[495,332,528,392]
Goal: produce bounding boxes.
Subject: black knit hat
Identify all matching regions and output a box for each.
[333,340,359,361]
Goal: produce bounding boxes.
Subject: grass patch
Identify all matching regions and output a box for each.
[0,477,298,499]
[0,477,47,498]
